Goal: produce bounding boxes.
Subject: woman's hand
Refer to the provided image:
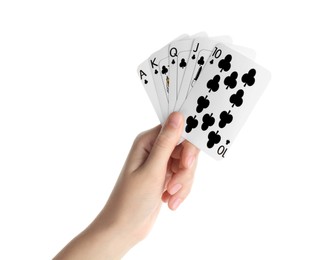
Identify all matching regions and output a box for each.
[54,112,199,260]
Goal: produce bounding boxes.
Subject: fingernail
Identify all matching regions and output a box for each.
[168,183,182,195]
[168,113,182,129]
[186,155,195,169]
[171,198,182,211]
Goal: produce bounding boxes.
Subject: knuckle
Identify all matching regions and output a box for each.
[185,171,195,183]
[180,185,192,198]
[133,132,146,148]
[155,132,174,150]
[182,167,196,181]
[184,141,200,155]
[178,173,194,186]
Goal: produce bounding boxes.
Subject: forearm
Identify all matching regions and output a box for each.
[53,217,134,260]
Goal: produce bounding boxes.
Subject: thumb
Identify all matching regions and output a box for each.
[146,112,184,170]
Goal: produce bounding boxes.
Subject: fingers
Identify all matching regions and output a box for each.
[164,141,200,210]
[166,157,198,210]
[126,112,199,211]
[145,112,184,172]
[179,141,200,169]
[170,144,183,160]
[161,191,171,203]
[170,140,199,162]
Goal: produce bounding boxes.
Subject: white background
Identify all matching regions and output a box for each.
[0,1,321,259]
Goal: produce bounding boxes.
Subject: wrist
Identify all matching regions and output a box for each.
[86,213,139,259]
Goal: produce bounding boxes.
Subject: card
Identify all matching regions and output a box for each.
[179,43,271,160]
[137,59,163,122]
[225,43,256,60]
[149,45,171,121]
[168,33,207,114]
[174,36,232,112]
[149,35,189,121]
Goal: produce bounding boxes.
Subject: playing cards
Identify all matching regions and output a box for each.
[137,33,271,160]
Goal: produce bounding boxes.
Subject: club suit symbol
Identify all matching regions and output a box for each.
[242,69,256,87]
[201,113,215,131]
[161,66,168,74]
[179,59,187,68]
[219,110,233,128]
[224,71,238,90]
[196,95,210,113]
[207,131,221,148]
[197,56,205,66]
[185,115,198,133]
[193,56,205,82]
[230,89,244,107]
[206,75,220,93]
[218,54,232,72]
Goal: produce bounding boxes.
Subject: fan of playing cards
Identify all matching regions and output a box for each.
[137,32,271,160]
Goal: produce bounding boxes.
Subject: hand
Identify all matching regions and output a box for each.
[54,112,200,260]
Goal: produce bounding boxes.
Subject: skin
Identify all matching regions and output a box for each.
[54,112,199,260]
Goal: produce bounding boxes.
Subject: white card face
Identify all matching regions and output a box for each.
[225,43,256,60]
[149,46,170,121]
[180,43,271,160]
[174,36,232,112]
[137,59,163,122]
[177,45,191,96]
[149,35,189,121]
[168,32,208,114]
[168,39,194,114]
